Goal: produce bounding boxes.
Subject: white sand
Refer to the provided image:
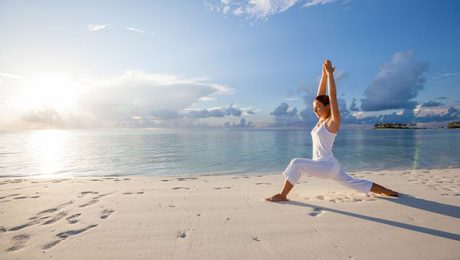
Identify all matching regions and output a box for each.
[1,168,460,259]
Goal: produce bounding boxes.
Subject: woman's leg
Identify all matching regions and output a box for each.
[334,169,398,197]
[333,169,374,193]
[266,158,335,202]
[265,179,293,202]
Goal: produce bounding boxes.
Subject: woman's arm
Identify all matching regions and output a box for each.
[325,60,341,132]
[317,64,327,96]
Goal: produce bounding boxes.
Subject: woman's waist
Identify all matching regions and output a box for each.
[312,153,336,161]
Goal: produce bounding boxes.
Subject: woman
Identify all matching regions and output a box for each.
[266,60,398,202]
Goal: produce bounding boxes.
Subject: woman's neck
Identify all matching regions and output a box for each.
[319,115,330,122]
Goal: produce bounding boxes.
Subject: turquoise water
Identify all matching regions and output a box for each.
[1,128,459,177]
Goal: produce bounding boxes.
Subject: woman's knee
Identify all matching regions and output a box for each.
[290,158,302,166]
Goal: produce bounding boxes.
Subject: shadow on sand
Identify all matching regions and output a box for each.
[283,194,460,241]
[380,193,460,219]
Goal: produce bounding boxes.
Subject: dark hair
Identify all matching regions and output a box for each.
[315,95,330,106]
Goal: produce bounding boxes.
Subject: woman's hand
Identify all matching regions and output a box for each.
[323,60,335,75]
[322,62,327,78]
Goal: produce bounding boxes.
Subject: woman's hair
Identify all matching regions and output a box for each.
[315,95,330,106]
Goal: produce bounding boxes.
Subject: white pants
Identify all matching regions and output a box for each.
[282,157,373,194]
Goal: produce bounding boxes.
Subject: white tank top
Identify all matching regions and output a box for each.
[311,120,337,160]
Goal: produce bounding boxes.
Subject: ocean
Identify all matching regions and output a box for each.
[1,128,459,177]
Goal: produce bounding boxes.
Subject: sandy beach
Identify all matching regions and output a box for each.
[1,168,460,259]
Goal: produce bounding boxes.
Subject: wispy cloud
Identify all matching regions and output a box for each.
[88,24,110,32]
[303,0,338,8]
[124,26,145,34]
[214,0,298,21]
[0,72,23,81]
[431,71,460,80]
[205,0,348,21]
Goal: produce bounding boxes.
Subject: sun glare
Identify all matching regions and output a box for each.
[16,73,79,112]
[28,129,69,177]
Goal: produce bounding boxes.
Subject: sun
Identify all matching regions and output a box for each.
[16,73,79,112]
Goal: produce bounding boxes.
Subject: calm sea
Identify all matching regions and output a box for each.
[1,128,459,177]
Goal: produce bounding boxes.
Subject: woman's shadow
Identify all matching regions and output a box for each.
[282,193,460,241]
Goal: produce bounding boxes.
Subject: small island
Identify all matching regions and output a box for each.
[447,121,460,128]
[374,123,420,129]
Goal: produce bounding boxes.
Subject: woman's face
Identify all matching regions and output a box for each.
[313,100,329,118]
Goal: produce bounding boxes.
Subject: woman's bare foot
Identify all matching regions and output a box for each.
[265,193,289,202]
[381,189,399,197]
[370,183,398,197]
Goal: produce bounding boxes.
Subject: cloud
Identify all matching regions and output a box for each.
[0,70,237,129]
[421,106,460,122]
[88,24,110,32]
[303,0,338,8]
[205,0,298,21]
[360,51,429,111]
[78,71,233,120]
[349,98,359,111]
[124,26,145,34]
[431,71,460,80]
[20,107,65,128]
[224,118,255,128]
[150,110,180,120]
[182,105,254,118]
[205,0,350,21]
[270,103,301,126]
[0,72,23,81]
[421,100,444,107]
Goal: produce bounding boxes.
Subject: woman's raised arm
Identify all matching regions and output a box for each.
[317,63,327,96]
[325,60,341,132]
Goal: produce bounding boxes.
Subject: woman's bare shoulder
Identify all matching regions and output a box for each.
[325,119,340,134]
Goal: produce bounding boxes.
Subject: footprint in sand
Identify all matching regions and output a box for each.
[255,183,270,185]
[6,234,30,252]
[0,193,20,200]
[66,213,81,224]
[172,187,190,190]
[309,208,323,217]
[42,225,98,250]
[78,192,113,207]
[176,177,198,181]
[42,212,68,225]
[8,219,40,232]
[214,187,232,190]
[78,191,98,198]
[9,201,74,231]
[177,230,188,238]
[100,209,114,219]
[79,199,99,208]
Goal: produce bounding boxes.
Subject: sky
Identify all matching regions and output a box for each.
[1,0,460,129]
